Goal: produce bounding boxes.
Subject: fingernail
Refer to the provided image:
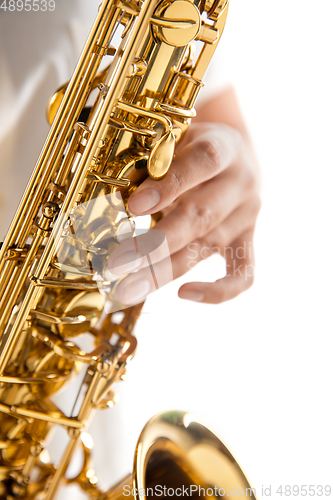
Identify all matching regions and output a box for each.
[117,279,151,305]
[179,290,205,302]
[129,188,160,214]
[110,252,143,275]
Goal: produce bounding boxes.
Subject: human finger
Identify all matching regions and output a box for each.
[153,169,258,256]
[127,124,242,216]
[108,184,259,278]
[178,229,256,304]
[114,211,258,306]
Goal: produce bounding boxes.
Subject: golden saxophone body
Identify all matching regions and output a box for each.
[0,1,256,499]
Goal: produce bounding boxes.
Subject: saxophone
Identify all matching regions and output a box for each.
[0,0,257,498]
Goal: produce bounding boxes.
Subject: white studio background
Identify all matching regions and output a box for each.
[104,0,333,497]
[1,0,332,498]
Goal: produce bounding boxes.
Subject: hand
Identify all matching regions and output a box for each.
[108,91,261,306]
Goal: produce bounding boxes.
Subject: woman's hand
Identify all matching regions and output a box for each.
[108,88,261,305]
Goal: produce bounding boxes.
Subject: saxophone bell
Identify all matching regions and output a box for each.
[105,411,256,500]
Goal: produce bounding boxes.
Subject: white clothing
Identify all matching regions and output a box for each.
[0,0,100,236]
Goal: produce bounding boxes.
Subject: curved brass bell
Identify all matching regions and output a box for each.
[106,410,257,500]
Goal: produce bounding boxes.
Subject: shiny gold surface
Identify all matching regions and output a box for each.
[134,411,256,500]
[152,0,201,46]
[104,410,257,500]
[0,0,237,498]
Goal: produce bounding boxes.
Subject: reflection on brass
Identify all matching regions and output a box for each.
[147,131,176,180]
[152,0,201,47]
[196,23,220,44]
[0,1,253,499]
[30,276,111,290]
[29,308,95,325]
[108,116,157,138]
[87,170,131,187]
[157,102,197,118]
